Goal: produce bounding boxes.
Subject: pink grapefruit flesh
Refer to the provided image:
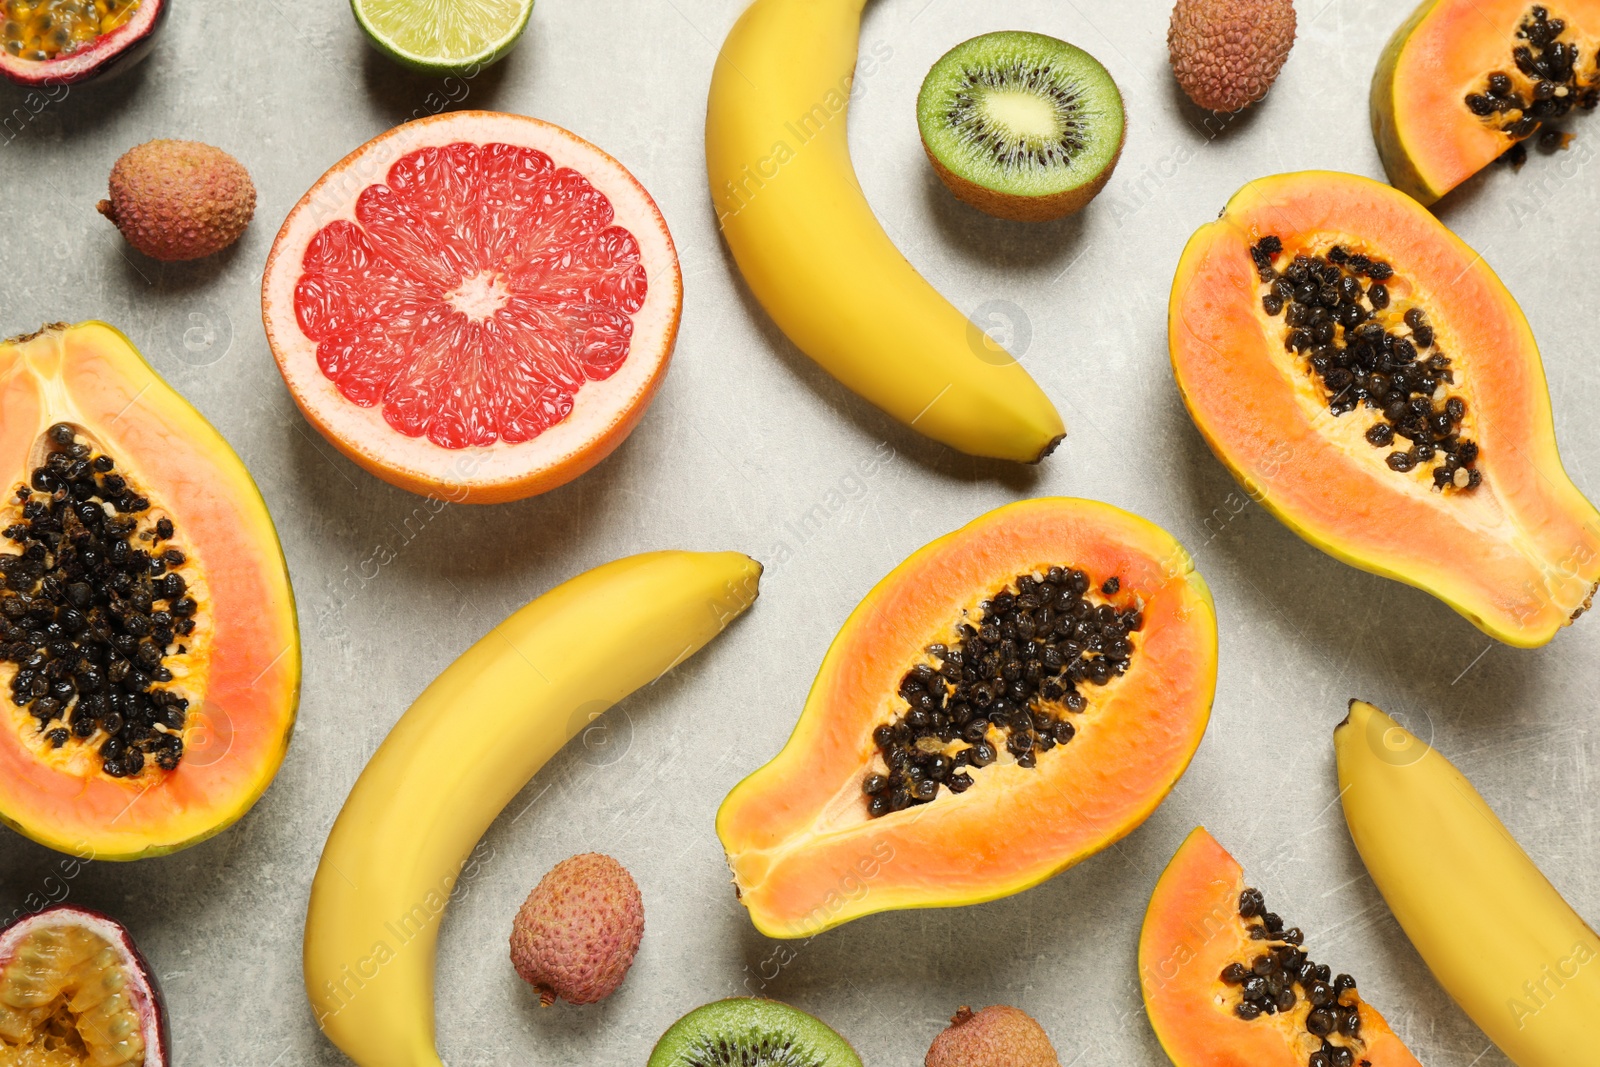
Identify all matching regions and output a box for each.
[262,111,681,503]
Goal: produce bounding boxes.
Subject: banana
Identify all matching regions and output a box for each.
[1336,700,1600,1067]
[705,0,1065,462]
[303,551,761,1067]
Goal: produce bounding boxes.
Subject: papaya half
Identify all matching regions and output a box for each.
[0,322,299,860]
[1373,0,1600,205]
[718,498,1217,939]
[1170,170,1600,648]
[1139,827,1423,1067]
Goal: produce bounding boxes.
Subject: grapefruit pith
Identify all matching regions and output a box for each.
[262,111,681,503]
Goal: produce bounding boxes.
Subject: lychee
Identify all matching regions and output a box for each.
[509,853,643,1006]
[1167,0,1297,113]
[926,1005,1061,1067]
[97,140,255,261]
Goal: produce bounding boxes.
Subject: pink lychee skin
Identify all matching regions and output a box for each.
[97,140,255,261]
[509,853,644,1006]
[1167,0,1297,112]
[926,1005,1061,1067]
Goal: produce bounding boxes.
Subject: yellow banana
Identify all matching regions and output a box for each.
[706,0,1065,462]
[1336,700,1600,1067]
[303,551,761,1067]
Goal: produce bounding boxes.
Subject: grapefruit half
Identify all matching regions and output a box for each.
[262,111,681,503]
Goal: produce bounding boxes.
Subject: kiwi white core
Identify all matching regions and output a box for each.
[981,90,1064,144]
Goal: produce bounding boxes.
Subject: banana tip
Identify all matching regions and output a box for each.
[1338,698,1376,733]
[1032,434,1066,464]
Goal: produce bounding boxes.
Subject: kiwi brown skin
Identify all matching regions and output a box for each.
[921,122,1126,222]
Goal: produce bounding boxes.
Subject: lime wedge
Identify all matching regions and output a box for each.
[352,0,533,76]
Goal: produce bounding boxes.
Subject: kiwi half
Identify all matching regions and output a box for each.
[648,998,863,1067]
[918,31,1126,222]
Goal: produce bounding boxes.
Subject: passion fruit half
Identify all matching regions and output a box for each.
[0,0,167,86]
[0,903,169,1066]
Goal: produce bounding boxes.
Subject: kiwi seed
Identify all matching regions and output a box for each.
[917,31,1126,222]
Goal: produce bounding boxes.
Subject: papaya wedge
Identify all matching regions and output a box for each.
[1170,171,1600,647]
[719,498,1217,937]
[0,322,299,859]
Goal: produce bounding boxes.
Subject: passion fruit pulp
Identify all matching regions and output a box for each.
[0,904,169,1066]
[0,0,167,86]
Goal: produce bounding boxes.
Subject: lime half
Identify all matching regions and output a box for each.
[352,0,533,76]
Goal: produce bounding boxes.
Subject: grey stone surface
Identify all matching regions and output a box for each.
[2,0,1598,1064]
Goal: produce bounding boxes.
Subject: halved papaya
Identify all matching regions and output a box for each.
[0,322,300,860]
[718,498,1217,938]
[1170,170,1600,647]
[1373,0,1600,205]
[1139,827,1422,1067]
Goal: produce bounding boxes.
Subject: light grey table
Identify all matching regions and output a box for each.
[2,1,1596,1063]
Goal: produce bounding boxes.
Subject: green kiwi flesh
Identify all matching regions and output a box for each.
[918,30,1125,221]
[647,999,863,1067]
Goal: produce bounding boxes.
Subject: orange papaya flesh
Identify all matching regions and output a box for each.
[0,322,299,860]
[1373,0,1600,204]
[1139,828,1423,1067]
[1170,170,1600,648]
[718,498,1217,939]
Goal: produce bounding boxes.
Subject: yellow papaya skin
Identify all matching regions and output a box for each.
[1371,0,1444,203]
